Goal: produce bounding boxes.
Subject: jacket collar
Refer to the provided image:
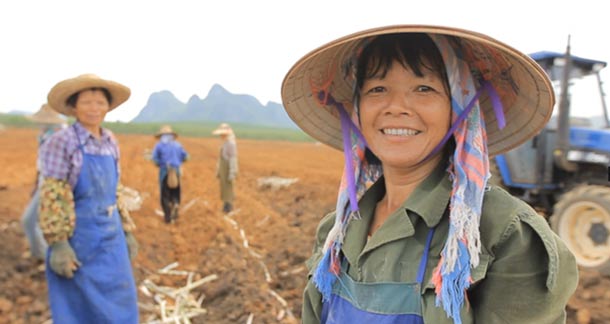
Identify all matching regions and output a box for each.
[73,121,112,143]
[342,161,452,265]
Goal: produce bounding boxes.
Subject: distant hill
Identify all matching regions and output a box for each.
[131,84,298,129]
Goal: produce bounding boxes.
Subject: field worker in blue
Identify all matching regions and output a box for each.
[21,103,66,261]
[152,125,189,224]
[281,25,578,323]
[40,74,139,323]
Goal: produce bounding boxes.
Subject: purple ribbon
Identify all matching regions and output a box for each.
[484,81,506,129]
[317,91,365,214]
[424,81,505,160]
[317,92,367,144]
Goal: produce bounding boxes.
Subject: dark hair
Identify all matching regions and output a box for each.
[66,87,113,108]
[354,33,449,101]
[353,33,452,165]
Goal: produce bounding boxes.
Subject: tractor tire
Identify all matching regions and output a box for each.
[550,185,610,275]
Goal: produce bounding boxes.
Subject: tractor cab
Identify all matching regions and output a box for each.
[491,46,610,274]
[531,51,607,82]
[531,51,609,129]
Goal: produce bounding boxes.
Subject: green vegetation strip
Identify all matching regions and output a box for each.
[0,113,314,142]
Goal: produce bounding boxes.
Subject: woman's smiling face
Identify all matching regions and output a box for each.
[358,59,451,169]
[73,89,110,131]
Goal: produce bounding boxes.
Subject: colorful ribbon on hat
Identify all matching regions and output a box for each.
[310,90,382,300]
[428,35,505,324]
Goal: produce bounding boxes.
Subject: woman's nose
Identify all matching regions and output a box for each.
[383,91,414,116]
[93,102,107,110]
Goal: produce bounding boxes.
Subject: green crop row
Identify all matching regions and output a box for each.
[0,113,314,142]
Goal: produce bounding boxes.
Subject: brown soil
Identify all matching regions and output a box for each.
[0,127,608,323]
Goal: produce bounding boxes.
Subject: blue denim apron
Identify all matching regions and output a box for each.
[46,127,138,323]
[321,227,436,324]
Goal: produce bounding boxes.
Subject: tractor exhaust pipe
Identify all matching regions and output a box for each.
[554,35,578,172]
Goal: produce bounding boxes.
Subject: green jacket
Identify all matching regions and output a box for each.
[302,165,578,323]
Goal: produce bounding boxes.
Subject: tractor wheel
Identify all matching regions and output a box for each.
[550,185,610,275]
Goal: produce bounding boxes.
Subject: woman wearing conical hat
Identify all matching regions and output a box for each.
[152,124,189,224]
[282,26,578,323]
[20,104,66,261]
[38,74,139,323]
[212,123,238,213]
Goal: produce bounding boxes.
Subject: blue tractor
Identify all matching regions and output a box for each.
[491,40,610,274]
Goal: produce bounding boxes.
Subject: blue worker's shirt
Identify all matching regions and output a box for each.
[152,139,188,169]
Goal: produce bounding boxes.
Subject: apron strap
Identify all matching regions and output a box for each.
[416,227,436,284]
[65,124,85,186]
[72,124,85,154]
[72,124,119,176]
[416,204,450,285]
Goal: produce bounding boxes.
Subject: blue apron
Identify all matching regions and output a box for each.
[46,127,138,323]
[321,227,436,324]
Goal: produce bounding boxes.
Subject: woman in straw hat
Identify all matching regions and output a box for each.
[152,124,189,223]
[20,104,66,261]
[282,26,578,324]
[212,123,238,213]
[38,74,139,323]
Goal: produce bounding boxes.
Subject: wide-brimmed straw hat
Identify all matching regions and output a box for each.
[47,73,131,116]
[212,123,234,136]
[281,25,554,156]
[155,125,177,138]
[26,103,65,124]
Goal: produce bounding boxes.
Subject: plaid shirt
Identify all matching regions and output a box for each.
[38,122,135,243]
[40,122,120,187]
[36,125,64,172]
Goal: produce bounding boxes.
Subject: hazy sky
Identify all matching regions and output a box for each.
[1,0,608,122]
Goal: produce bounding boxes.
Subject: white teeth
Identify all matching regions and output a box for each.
[382,128,419,136]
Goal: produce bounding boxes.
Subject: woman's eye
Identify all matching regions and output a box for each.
[366,86,385,94]
[417,85,433,92]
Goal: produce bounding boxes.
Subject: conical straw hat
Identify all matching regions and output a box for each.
[281,25,554,156]
[212,123,234,136]
[26,103,65,124]
[47,73,130,116]
[155,125,178,138]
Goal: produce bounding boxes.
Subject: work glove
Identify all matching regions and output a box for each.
[125,232,139,261]
[49,240,81,278]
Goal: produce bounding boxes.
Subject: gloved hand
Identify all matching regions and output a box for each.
[125,232,139,261]
[49,240,81,278]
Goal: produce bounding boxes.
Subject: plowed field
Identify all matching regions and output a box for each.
[0,128,608,323]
